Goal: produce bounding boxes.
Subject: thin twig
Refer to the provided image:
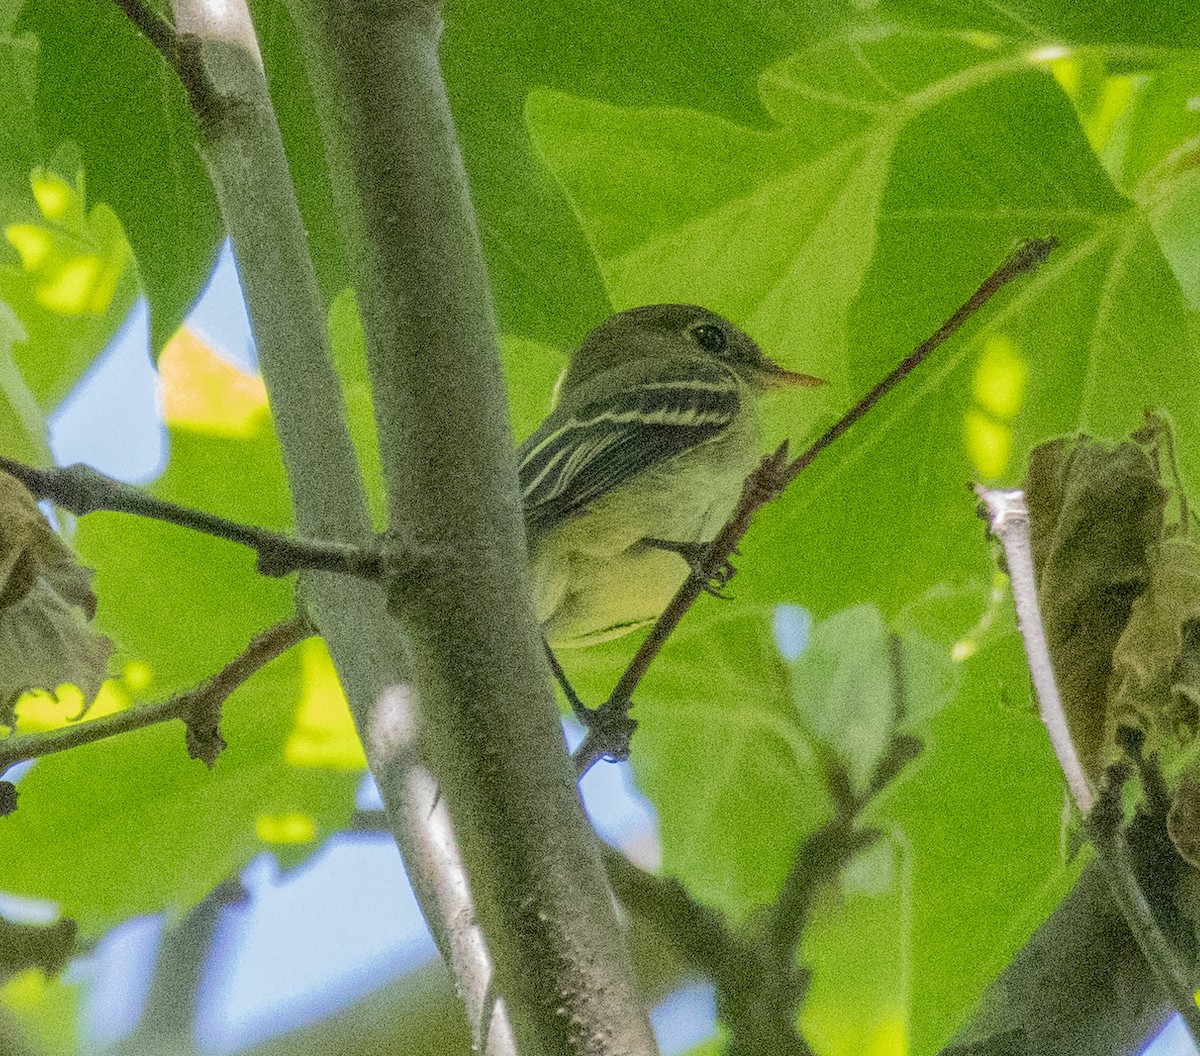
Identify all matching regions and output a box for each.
[110,0,223,122]
[573,238,1059,775]
[976,483,1200,1041]
[599,731,920,1054]
[111,0,179,63]
[600,844,814,1056]
[599,843,743,980]
[0,458,384,580]
[765,732,921,964]
[784,238,1058,484]
[0,615,313,778]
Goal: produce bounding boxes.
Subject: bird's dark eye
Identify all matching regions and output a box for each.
[691,324,726,354]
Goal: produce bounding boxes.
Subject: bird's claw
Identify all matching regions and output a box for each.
[644,537,737,598]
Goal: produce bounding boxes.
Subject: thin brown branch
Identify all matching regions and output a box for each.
[0,458,384,580]
[600,844,814,1056]
[573,237,1059,775]
[764,733,921,959]
[784,237,1058,483]
[0,615,313,779]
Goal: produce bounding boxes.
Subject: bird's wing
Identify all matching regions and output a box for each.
[518,357,740,535]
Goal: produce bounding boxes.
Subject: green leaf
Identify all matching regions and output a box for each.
[0,418,360,935]
[632,606,826,921]
[1098,54,1200,308]
[442,0,842,344]
[16,0,221,350]
[0,157,139,411]
[788,605,900,792]
[0,299,44,463]
[877,0,1200,46]
[877,626,1082,1053]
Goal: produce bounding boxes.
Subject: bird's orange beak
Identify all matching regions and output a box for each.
[759,357,826,389]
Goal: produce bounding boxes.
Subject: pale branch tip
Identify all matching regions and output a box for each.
[974,482,1200,1043]
[0,456,385,582]
[0,616,314,785]
[571,239,1059,776]
[974,483,1092,814]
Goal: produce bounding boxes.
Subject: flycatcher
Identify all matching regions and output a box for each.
[519,304,824,648]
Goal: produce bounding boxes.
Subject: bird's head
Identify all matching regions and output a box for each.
[562,304,825,394]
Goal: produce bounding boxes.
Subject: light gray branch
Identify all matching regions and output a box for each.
[975,486,1094,812]
[976,483,1200,1043]
[155,2,516,1052]
[297,1,657,1051]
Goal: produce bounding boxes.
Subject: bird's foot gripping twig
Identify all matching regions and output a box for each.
[644,538,739,599]
[544,640,639,770]
[572,702,638,776]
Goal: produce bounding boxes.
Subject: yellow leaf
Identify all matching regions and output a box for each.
[285,638,367,769]
[964,409,1012,479]
[15,680,128,732]
[29,171,72,221]
[5,224,52,270]
[158,328,268,436]
[256,813,316,844]
[35,254,102,314]
[971,334,1027,420]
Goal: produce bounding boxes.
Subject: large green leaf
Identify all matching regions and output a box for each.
[878,0,1200,45]
[0,419,361,935]
[441,0,851,345]
[530,23,1198,1054]
[525,24,1169,626]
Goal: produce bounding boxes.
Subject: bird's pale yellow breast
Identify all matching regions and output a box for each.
[532,403,760,648]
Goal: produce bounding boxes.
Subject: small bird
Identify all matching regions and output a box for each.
[519,304,824,649]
